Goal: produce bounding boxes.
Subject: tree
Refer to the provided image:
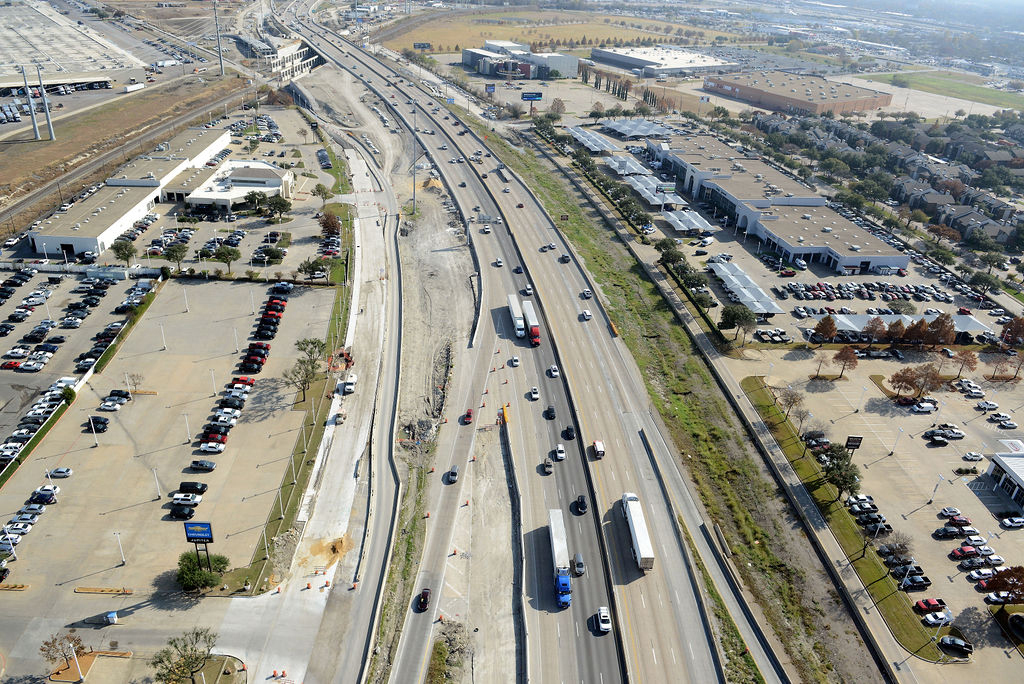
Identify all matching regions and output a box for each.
[888,299,917,315]
[820,444,861,501]
[40,632,87,671]
[990,355,1012,380]
[833,346,859,378]
[297,127,309,144]
[719,304,756,339]
[814,351,833,378]
[887,319,906,344]
[813,315,838,344]
[266,195,292,221]
[1002,317,1024,345]
[212,246,241,274]
[149,626,218,684]
[175,551,229,591]
[862,317,887,346]
[312,183,333,207]
[889,367,919,397]
[970,271,1002,293]
[792,406,811,432]
[319,211,342,237]
[925,313,955,348]
[653,237,676,252]
[283,357,319,402]
[111,240,137,267]
[903,318,929,345]
[246,191,269,212]
[778,387,803,418]
[164,243,188,272]
[953,349,978,378]
[295,338,328,365]
[981,251,1005,273]
[982,565,1024,601]
[912,363,944,396]
[818,158,850,180]
[955,263,974,279]
[60,386,76,406]
[549,98,566,116]
[588,102,604,122]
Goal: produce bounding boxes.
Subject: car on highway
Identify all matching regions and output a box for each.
[565,424,576,440]
[463,409,473,425]
[581,288,592,299]
[495,258,503,267]
[529,387,539,401]
[581,309,592,321]
[576,494,587,514]
[596,606,611,633]
[554,443,565,461]
[418,588,431,611]
[548,365,559,378]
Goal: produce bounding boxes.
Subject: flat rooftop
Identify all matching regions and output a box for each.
[35,185,154,240]
[164,166,218,194]
[666,133,747,160]
[762,204,901,256]
[593,46,733,71]
[709,70,888,104]
[710,159,813,201]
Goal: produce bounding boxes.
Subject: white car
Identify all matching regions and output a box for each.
[1002,516,1024,528]
[581,309,593,321]
[19,504,45,515]
[597,606,612,633]
[200,442,225,453]
[216,408,241,419]
[3,522,31,535]
[554,443,566,461]
[98,401,121,411]
[211,416,237,427]
[4,349,28,359]
[172,493,202,506]
[103,396,128,405]
[965,389,986,398]
[977,545,996,556]
[529,387,539,401]
[0,533,22,546]
[924,610,953,626]
[61,318,82,328]
[990,413,1012,423]
[35,484,60,497]
[8,513,38,526]
[968,568,997,581]
[987,555,1005,567]
[911,403,937,413]
[549,365,559,378]
[977,401,999,410]
[943,429,965,439]
[582,288,593,299]
[47,467,73,478]
[230,384,252,394]
[1001,420,1019,429]
[963,452,984,461]
[964,535,987,546]
[495,258,503,267]
[986,591,1014,604]
[940,506,961,517]
[509,356,520,368]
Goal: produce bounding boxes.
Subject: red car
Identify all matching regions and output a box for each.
[516,203,524,208]
[202,433,227,444]
[262,310,282,319]
[949,515,972,527]
[914,598,945,614]
[234,376,256,386]
[266,299,287,307]
[249,343,271,351]
[896,396,916,406]
[1,360,21,369]
[245,355,267,365]
[464,409,473,424]
[951,546,978,559]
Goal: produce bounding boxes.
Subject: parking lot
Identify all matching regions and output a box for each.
[0,278,334,605]
[725,348,1024,670]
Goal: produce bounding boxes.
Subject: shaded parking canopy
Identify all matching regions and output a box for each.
[807,313,991,334]
[707,262,784,315]
[626,175,686,207]
[605,155,651,176]
[601,119,674,140]
[662,209,713,235]
[567,126,621,153]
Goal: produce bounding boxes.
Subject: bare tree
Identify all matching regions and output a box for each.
[990,355,1013,381]
[814,351,833,378]
[777,387,804,418]
[128,373,144,393]
[791,406,811,432]
[40,632,87,671]
[833,346,859,378]
[953,349,978,378]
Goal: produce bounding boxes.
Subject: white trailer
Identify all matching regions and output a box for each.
[507,294,525,337]
[548,509,572,607]
[622,492,655,571]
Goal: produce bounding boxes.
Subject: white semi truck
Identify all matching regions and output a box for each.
[507,294,525,338]
[548,509,572,608]
[622,492,655,571]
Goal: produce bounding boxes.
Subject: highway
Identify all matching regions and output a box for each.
[287,5,785,684]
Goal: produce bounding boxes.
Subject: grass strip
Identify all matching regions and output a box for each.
[0,402,69,491]
[680,522,765,684]
[425,639,449,684]
[740,375,943,661]
[94,287,159,373]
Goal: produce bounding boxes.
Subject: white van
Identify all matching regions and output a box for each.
[343,373,357,394]
[592,441,605,459]
[699,237,714,247]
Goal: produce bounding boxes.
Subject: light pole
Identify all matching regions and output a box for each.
[184,289,190,313]
[210,369,217,397]
[857,385,868,413]
[114,531,125,565]
[158,323,167,351]
[927,474,945,505]
[233,327,240,353]
[889,427,904,455]
[90,417,98,448]
[41,241,47,259]
[152,468,161,501]
[249,288,256,316]
[183,413,191,444]
[124,371,133,400]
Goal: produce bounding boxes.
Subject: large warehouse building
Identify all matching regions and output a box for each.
[590,46,737,77]
[702,71,892,115]
[646,134,909,275]
[462,40,577,79]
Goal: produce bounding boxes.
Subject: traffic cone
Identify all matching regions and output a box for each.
[465,500,469,506]
[425,512,430,518]
[430,467,435,472]
[282,671,287,678]
[484,388,488,394]
[481,401,486,407]
[273,671,278,678]
[504,379,508,384]
[324,580,330,587]
[306,583,311,589]
[452,548,457,556]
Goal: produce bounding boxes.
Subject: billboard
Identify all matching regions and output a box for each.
[845,435,864,450]
[446,97,455,104]
[184,521,214,544]
[485,83,495,93]
[413,42,432,50]
[521,92,543,101]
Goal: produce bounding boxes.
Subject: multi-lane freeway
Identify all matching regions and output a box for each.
[282,3,788,683]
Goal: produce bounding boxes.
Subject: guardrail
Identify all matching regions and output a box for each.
[498,408,529,683]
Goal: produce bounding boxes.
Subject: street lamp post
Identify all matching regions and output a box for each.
[183,413,191,444]
[210,369,217,397]
[233,327,240,353]
[114,531,125,565]
[927,474,945,505]
[158,323,167,351]
[889,427,904,455]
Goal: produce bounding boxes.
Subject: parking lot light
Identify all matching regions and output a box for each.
[210,369,217,397]
[233,328,240,354]
[889,427,904,456]
[114,531,125,565]
[183,414,191,444]
[158,323,167,351]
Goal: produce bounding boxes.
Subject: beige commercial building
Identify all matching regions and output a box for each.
[703,71,892,115]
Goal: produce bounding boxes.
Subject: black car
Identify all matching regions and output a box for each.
[28,492,56,505]
[247,348,269,358]
[87,416,109,432]
[190,459,217,471]
[0,324,14,336]
[254,329,276,340]
[0,567,9,583]
[204,424,230,435]
[565,425,576,440]
[938,636,973,656]
[239,362,262,373]
[545,405,555,420]
[220,397,244,410]
[108,389,131,400]
[933,526,960,539]
[82,297,101,307]
[47,336,66,344]
[169,504,195,520]
[576,494,588,514]
[179,481,208,495]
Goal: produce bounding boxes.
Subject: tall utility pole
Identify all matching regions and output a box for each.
[21,67,40,140]
[214,0,226,77]
[36,66,55,140]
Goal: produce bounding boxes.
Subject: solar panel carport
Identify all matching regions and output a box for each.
[707,262,785,315]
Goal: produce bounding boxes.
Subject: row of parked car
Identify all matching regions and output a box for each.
[0,377,77,465]
[252,282,293,342]
[0,467,74,581]
[846,493,894,538]
[116,213,160,243]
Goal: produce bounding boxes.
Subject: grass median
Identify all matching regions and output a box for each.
[741,375,943,661]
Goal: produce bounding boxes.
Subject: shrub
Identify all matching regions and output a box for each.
[175,551,231,591]
[160,266,171,279]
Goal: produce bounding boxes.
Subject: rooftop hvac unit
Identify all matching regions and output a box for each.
[823,226,832,232]
[798,236,805,242]
[802,214,811,220]
[851,245,861,251]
